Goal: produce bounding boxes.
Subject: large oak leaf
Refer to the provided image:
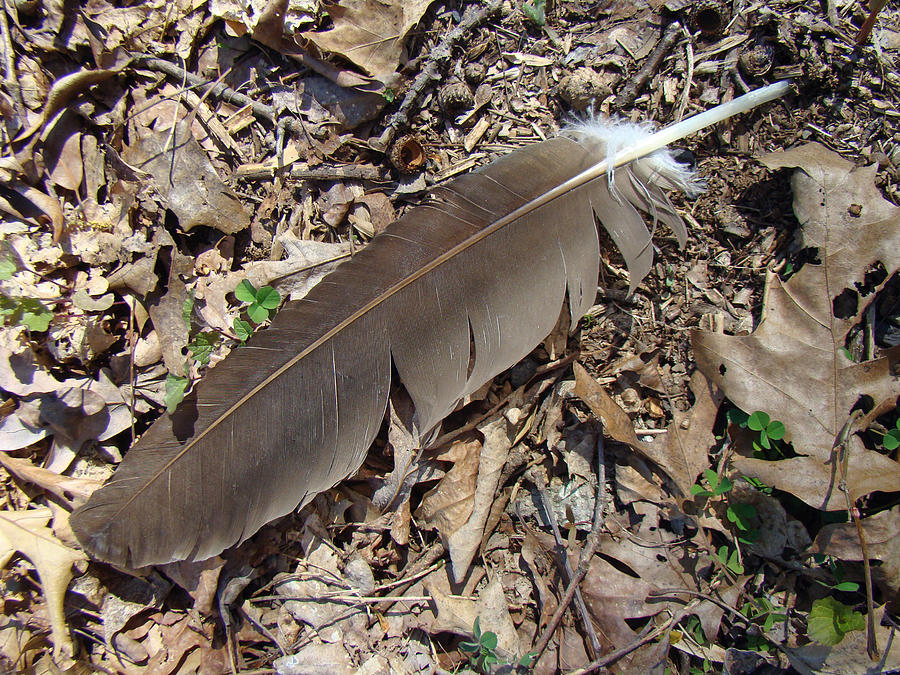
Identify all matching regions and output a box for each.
[693,144,900,510]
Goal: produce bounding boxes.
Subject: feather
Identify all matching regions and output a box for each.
[70,82,791,567]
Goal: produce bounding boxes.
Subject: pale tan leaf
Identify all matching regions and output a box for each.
[427,576,520,655]
[302,0,436,80]
[0,454,101,508]
[445,417,511,582]
[415,436,480,538]
[0,508,86,666]
[693,143,900,510]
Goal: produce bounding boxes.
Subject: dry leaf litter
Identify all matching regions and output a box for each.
[1,0,899,672]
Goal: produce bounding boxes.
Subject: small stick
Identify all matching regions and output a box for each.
[836,410,879,658]
[615,22,683,110]
[235,162,385,181]
[0,0,26,125]
[566,615,679,675]
[370,0,502,152]
[530,471,601,660]
[133,56,309,139]
[527,432,609,666]
[856,0,887,46]
[674,24,695,122]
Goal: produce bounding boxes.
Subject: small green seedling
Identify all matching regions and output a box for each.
[165,373,190,414]
[459,617,499,671]
[726,501,759,544]
[0,294,54,331]
[235,279,281,325]
[807,597,865,646]
[741,596,787,633]
[0,255,54,331]
[522,0,546,26]
[880,418,900,451]
[691,468,733,498]
[187,331,221,365]
[747,411,786,450]
[233,317,252,343]
[716,545,744,574]
[810,554,860,592]
[0,256,15,279]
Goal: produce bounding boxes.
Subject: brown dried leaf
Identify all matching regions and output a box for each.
[693,143,900,510]
[43,111,83,193]
[574,363,722,496]
[813,506,900,606]
[121,122,250,234]
[302,0,436,81]
[427,576,520,655]
[0,508,86,666]
[415,436,480,541]
[15,67,120,143]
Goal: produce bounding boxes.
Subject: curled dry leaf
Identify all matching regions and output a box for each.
[43,110,84,193]
[14,67,120,143]
[0,454,101,509]
[418,417,511,583]
[0,507,87,666]
[692,143,900,510]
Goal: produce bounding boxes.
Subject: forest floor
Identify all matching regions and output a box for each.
[1,0,900,673]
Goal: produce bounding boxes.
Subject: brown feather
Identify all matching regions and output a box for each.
[69,128,696,567]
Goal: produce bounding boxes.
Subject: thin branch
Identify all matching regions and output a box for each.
[132,56,309,139]
[370,0,502,152]
[615,22,683,110]
[837,409,879,658]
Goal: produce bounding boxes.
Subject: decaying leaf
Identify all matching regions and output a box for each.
[693,143,900,510]
[121,121,250,234]
[813,506,900,606]
[417,417,511,582]
[427,576,520,657]
[574,362,723,496]
[302,0,436,81]
[0,507,86,666]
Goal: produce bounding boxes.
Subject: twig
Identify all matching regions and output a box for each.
[528,432,608,667]
[132,56,310,139]
[251,593,432,605]
[836,409,879,658]
[370,0,502,152]
[615,22,682,110]
[0,0,26,126]
[529,471,600,661]
[234,162,385,181]
[855,0,887,46]
[674,24,694,122]
[566,615,679,675]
